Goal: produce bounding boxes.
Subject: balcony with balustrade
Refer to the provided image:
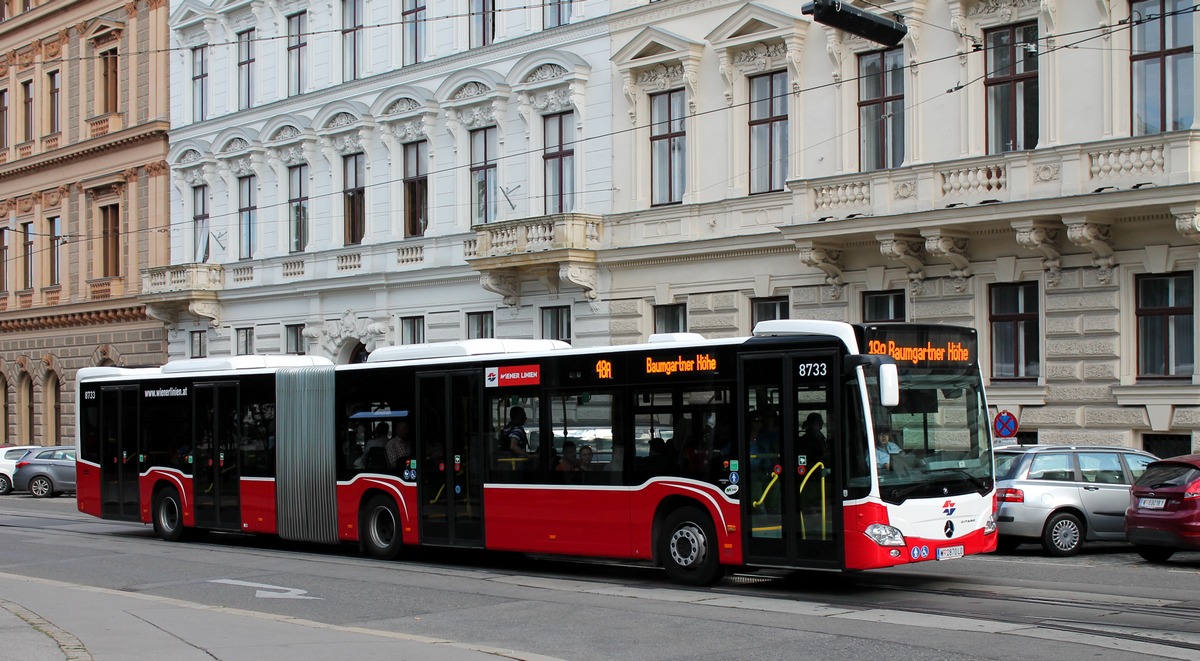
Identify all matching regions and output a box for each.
[466,213,603,306]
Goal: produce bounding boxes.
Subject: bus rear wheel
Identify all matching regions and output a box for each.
[362,495,403,560]
[153,486,188,542]
[659,506,724,586]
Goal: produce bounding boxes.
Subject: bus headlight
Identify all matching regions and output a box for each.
[984,514,997,535]
[865,523,906,547]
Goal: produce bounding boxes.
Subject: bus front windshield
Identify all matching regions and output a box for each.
[869,372,993,503]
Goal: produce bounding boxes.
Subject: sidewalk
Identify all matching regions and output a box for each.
[0,572,552,661]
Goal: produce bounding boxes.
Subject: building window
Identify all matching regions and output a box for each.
[749,71,788,193]
[467,311,494,339]
[401,316,425,344]
[191,331,207,358]
[0,89,8,148]
[403,0,425,65]
[44,372,61,446]
[237,29,255,110]
[544,112,574,214]
[342,0,363,81]
[864,290,906,323]
[20,80,31,142]
[545,0,572,28]
[20,222,32,289]
[985,22,1038,153]
[343,153,366,245]
[0,229,7,291]
[990,282,1040,379]
[287,12,307,96]
[1143,433,1191,459]
[101,49,119,114]
[470,127,498,224]
[238,176,256,259]
[654,303,686,333]
[403,141,428,236]
[46,216,60,286]
[193,185,210,263]
[1136,272,1194,377]
[1132,0,1195,136]
[285,324,305,354]
[859,47,904,171]
[542,306,571,343]
[650,89,686,205]
[46,70,60,134]
[470,0,496,48]
[100,205,120,277]
[752,297,789,327]
[236,327,255,355]
[191,47,207,121]
[288,164,309,252]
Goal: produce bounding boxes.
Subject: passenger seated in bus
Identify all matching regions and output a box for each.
[356,423,390,469]
[640,437,676,474]
[578,445,595,472]
[386,420,412,469]
[797,412,827,465]
[556,441,581,472]
[500,406,533,463]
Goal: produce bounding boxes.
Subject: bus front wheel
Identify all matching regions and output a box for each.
[362,495,403,560]
[153,487,187,542]
[659,506,724,586]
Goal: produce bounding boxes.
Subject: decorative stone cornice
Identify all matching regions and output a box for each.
[1012,218,1062,287]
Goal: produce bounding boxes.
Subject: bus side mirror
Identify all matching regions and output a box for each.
[879,364,900,407]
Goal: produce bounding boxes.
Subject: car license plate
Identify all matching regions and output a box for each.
[937,545,964,560]
[1139,497,1166,510]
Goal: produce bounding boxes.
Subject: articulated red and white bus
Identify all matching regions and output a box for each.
[77,320,996,585]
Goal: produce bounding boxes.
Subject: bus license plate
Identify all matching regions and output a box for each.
[936,545,964,560]
[1139,498,1166,510]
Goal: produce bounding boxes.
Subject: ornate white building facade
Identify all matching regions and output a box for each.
[154,0,1199,455]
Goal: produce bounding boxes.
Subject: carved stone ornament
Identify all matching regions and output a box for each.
[384,98,422,115]
[1065,219,1116,284]
[1034,164,1061,182]
[878,233,926,289]
[332,133,363,155]
[525,64,568,84]
[635,63,683,90]
[229,157,254,177]
[1014,220,1063,287]
[392,118,429,143]
[797,241,845,299]
[271,125,302,142]
[923,232,971,277]
[454,82,491,100]
[221,137,250,153]
[455,103,497,130]
[966,0,1038,21]
[731,41,787,71]
[276,145,306,165]
[179,149,203,164]
[145,161,168,177]
[531,87,572,114]
[560,264,598,300]
[189,300,222,328]
[480,271,521,307]
[326,112,358,130]
[1174,209,1200,244]
[181,167,207,187]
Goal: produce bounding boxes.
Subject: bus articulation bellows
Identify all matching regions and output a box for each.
[77,321,996,585]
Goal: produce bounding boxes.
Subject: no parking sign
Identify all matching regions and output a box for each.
[993,410,1018,438]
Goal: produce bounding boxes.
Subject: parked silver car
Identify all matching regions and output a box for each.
[995,445,1157,556]
[0,445,44,495]
[12,446,77,498]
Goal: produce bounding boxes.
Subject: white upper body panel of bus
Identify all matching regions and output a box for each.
[366,339,571,363]
[752,320,861,354]
[76,356,334,383]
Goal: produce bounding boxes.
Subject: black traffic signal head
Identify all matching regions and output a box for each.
[802,0,908,47]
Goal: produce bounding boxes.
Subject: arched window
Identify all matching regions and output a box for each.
[18,374,33,444]
[348,342,369,364]
[44,372,61,446]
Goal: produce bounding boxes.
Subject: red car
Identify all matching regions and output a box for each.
[1125,454,1200,562]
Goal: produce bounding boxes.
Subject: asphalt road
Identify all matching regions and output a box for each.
[2,494,1199,661]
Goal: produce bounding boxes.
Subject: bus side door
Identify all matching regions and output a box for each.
[192,382,241,531]
[99,386,140,521]
[741,350,842,569]
[416,370,484,548]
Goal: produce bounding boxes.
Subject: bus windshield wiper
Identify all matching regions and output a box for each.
[884,481,929,502]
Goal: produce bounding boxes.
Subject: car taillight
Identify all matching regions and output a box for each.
[15,461,29,470]
[997,487,1024,503]
[1184,479,1200,500]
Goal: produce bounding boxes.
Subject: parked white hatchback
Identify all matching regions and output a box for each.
[0,445,44,495]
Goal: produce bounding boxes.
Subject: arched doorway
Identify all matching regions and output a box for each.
[348,342,370,364]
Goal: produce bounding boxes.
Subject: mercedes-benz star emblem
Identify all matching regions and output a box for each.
[944,520,955,538]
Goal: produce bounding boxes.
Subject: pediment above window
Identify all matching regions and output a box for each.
[84,19,126,47]
[613,27,704,123]
[169,0,214,39]
[263,123,313,166]
[315,104,374,156]
[707,3,806,105]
